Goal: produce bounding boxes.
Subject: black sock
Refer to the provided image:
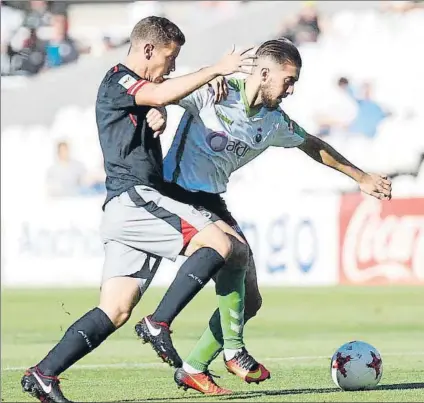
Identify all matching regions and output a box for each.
[151,247,225,325]
[37,307,116,376]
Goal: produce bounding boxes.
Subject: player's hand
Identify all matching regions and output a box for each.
[358,173,392,200]
[209,76,228,103]
[147,107,167,138]
[215,45,257,76]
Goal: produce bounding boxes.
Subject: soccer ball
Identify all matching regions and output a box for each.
[331,341,383,391]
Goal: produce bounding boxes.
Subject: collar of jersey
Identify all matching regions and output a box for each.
[118,63,144,79]
[228,78,262,118]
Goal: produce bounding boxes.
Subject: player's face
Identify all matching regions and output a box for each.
[260,62,299,109]
[147,41,181,83]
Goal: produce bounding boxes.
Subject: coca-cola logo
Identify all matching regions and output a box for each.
[340,195,424,284]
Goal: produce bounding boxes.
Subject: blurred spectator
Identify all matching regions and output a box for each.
[7,27,46,76]
[1,0,24,75]
[1,1,24,46]
[45,14,79,68]
[314,77,358,137]
[1,1,79,76]
[82,164,107,196]
[22,0,52,31]
[279,1,322,46]
[381,0,424,13]
[46,141,87,198]
[345,82,390,138]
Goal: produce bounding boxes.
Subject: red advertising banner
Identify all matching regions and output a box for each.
[339,194,424,285]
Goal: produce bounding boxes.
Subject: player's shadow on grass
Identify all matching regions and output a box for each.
[123,387,341,402]
[377,382,424,391]
[220,387,341,400]
[220,382,424,401]
[115,382,424,402]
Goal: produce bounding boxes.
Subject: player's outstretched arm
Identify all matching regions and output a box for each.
[135,47,256,107]
[297,133,392,200]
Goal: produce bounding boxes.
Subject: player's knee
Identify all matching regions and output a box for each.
[99,303,134,328]
[188,224,232,259]
[113,307,133,328]
[99,277,141,328]
[226,235,249,269]
[113,310,132,328]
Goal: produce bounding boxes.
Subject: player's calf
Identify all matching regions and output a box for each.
[243,254,263,322]
[137,224,233,367]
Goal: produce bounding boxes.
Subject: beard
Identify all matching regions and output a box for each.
[260,84,280,109]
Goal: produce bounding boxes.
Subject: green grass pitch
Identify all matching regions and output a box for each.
[2,286,424,402]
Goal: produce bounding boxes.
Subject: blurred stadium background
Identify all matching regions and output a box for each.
[1,1,424,402]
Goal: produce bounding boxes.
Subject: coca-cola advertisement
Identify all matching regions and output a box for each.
[339,194,424,285]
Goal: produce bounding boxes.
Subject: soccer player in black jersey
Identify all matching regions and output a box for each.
[21,16,256,402]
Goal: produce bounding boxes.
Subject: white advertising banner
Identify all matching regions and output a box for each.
[2,197,105,287]
[1,191,339,287]
[225,188,339,286]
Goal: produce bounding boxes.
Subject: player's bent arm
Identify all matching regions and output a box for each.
[135,66,221,107]
[297,133,366,183]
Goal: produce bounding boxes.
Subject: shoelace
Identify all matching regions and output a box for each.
[33,368,67,397]
[35,367,64,385]
[234,349,258,370]
[201,371,222,389]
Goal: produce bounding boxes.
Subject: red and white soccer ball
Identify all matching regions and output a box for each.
[331,341,383,391]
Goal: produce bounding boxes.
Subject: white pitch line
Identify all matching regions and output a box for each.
[3,351,424,372]
[264,351,424,362]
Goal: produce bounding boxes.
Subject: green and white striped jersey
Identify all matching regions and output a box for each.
[164,78,307,193]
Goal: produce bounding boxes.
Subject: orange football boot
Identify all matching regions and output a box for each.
[174,368,232,395]
[225,348,271,384]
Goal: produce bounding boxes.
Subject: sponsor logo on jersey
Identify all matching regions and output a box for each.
[216,111,234,126]
[118,74,137,89]
[198,208,212,219]
[206,132,250,157]
[255,128,262,143]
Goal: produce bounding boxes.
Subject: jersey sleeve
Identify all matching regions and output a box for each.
[271,109,307,148]
[178,85,214,115]
[106,70,150,109]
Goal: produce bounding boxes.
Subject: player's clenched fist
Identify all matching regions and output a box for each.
[214,45,257,76]
[147,107,167,138]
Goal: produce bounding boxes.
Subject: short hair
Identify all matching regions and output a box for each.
[256,38,302,68]
[338,77,349,86]
[130,16,185,47]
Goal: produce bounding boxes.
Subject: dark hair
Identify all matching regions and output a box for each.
[130,16,185,47]
[256,38,302,68]
[338,77,349,86]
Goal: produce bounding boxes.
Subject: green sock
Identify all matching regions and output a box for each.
[185,265,246,371]
[216,265,246,350]
[185,309,223,372]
